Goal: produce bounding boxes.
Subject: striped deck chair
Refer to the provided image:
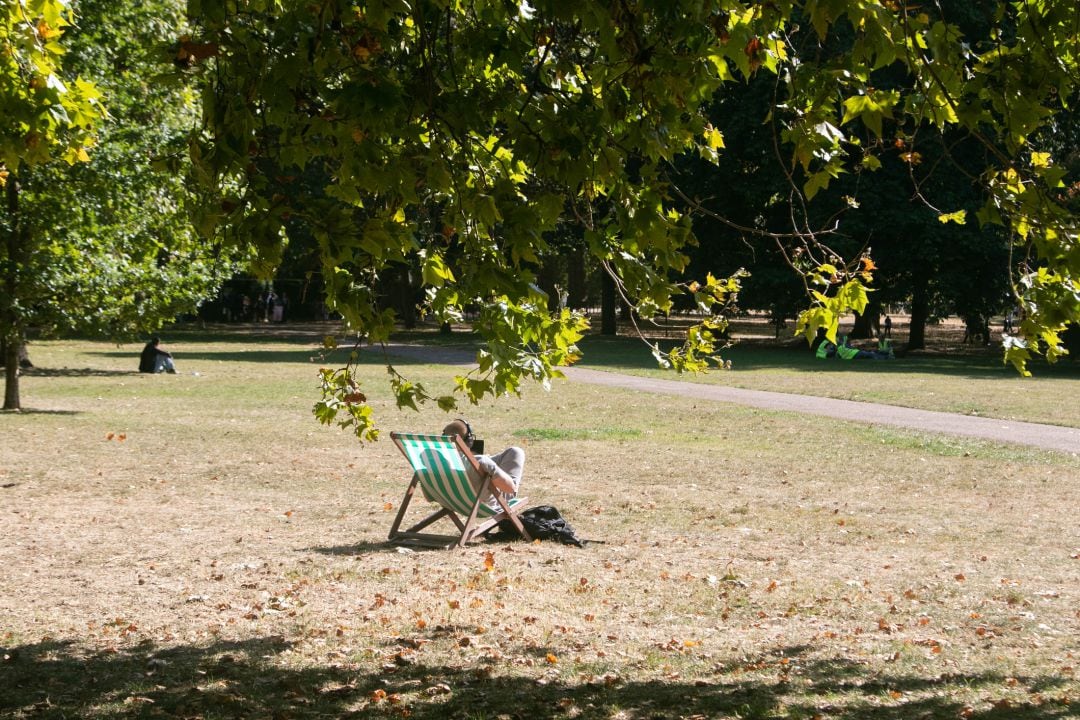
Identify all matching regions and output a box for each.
[388,431,531,548]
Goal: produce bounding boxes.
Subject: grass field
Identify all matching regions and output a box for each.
[391,317,1080,429]
[1,327,1078,719]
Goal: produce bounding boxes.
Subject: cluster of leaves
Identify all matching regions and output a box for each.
[178,1,1080,436]
[183,0,760,438]
[779,1,1080,367]
[0,0,103,174]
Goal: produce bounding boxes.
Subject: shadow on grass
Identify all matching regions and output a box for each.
[0,408,80,416]
[1,637,1071,719]
[22,367,135,378]
[87,349,336,365]
[575,336,1080,380]
[308,540,405,556]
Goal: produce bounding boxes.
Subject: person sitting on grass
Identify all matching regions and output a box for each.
[442,418,524,511]
[139,337,177,374]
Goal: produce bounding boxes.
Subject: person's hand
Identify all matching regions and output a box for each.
[477,456,498,475]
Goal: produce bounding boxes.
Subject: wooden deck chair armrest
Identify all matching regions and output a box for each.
[452,434,485,475]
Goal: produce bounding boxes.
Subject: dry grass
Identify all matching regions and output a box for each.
[573,316,1080,429]
[1,330,1078,720]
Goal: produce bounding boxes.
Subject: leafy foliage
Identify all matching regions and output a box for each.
[1,0,107,407]
[179,1,1080,436]
[1,0,238,409]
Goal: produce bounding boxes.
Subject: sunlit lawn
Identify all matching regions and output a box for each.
[573,334,1080,429]
[392,323,1080,429]
[1,328,1077,719]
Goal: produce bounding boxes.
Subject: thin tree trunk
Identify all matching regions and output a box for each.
[908,281,929,351]
[3,174,23,410]
[3,343,19,410]
[600,270,617,335]
[566,247,586,309]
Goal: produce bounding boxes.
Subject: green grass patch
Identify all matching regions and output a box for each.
[513,426,644,442]
[573,334,1080,428]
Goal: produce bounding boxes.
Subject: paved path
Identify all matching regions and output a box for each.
[380,344,1079,456]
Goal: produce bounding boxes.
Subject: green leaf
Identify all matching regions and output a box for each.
[937,210,967,225]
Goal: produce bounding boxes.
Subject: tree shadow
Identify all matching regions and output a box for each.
[1,637,1072,719]
[575,336,1080,380]
[88,349,332,365]
[0,408,81,416]
[20,367,135,378]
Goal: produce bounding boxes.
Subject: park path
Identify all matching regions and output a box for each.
[379,343,1079,456]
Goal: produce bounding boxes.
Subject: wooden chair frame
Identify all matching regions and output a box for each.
[388,431,531,549]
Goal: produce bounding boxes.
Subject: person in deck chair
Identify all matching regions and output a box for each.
[442,419,524,511]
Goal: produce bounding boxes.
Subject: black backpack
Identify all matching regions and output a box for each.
[490,505,589,547]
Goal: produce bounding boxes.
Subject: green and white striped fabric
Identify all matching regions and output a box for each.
[392,432,522,519]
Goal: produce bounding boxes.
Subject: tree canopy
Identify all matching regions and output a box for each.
[173,1,1077,437]
[1,0,237,410]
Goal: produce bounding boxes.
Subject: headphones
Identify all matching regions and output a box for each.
[456,418,475,448]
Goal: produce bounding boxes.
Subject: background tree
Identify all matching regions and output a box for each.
[1,0,106,409]
[1,0,236,410]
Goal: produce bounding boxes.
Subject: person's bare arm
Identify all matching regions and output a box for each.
[477,456,515,494]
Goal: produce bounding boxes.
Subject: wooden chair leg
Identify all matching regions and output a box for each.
[388,475,421,540]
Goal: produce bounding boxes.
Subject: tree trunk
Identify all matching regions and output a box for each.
[600,270,617,335]
[566,247,587,309]
[393,265,417,329]
[908,281,929,351]
[0,338,31,368]
[850,299,881,340]
[3,174,23,410]
[3,342,19,410]
[536,255,562,312]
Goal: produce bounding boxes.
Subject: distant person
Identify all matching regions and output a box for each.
[139,337,177,374]
[442,418,524,510]
[272,292,286,322]
[883,315,893,338]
